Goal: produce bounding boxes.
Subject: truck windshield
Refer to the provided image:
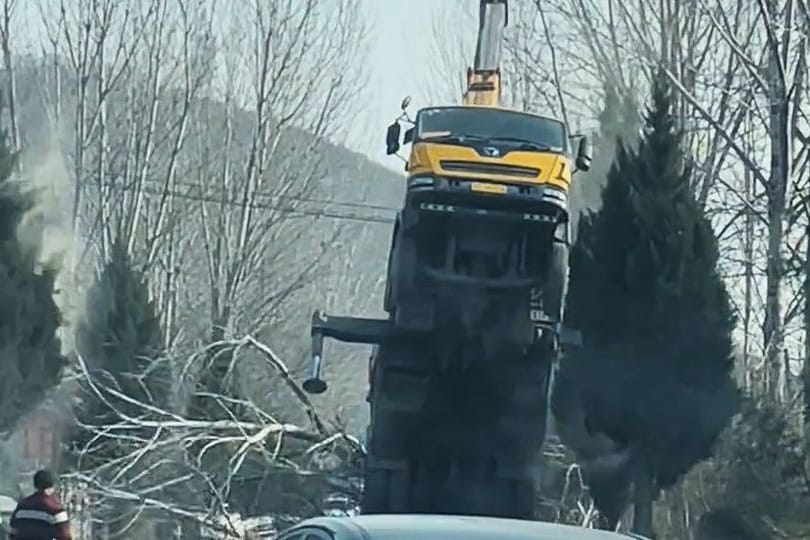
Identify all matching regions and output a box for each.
[415,107,567,152]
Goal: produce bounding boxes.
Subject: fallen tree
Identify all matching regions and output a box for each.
[63,335,364,539]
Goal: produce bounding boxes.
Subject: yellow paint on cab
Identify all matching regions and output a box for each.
[407,141,571,193]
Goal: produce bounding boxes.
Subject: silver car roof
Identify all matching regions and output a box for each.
[285,514,647,540]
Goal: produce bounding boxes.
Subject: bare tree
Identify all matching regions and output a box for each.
[421,0,474,105]
[67,335,363,537]
[30,1,219,348]
[35,0,145,255]
[0,0,19,149]
[188,0,365,347]
[663,0,807,402]
[175,8,371,509]
[113,1,215,348]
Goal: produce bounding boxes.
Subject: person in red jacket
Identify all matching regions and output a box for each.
[8,470,72,540]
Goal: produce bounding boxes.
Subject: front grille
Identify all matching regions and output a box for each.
[439,160,540,178]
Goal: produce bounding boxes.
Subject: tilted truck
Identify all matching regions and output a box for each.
[302,0,593,519]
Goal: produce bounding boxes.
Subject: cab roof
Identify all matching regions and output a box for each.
[417,104,564,125]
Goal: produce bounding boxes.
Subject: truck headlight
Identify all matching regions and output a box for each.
[408,175,435,190]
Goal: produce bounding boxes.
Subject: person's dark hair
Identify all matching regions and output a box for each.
[33,469,55,491]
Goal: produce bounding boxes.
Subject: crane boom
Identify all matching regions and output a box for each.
[463,0,508,107]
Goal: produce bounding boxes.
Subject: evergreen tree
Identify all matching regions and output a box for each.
[69,233,170,469]
[552,72,738,536]
[0,134,66,434]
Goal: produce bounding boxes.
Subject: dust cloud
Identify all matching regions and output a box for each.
[14,130,92,358]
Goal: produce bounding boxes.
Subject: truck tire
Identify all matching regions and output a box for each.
[382,220,400,314]
[543,241,569,323]
[384,226,423,329]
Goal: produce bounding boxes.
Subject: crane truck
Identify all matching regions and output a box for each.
[302,0,593,519]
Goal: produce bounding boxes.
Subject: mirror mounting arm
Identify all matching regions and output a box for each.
[397,112,415,125]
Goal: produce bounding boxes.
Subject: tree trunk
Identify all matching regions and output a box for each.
[804,218,810,433]
[743,120,754,392]
[763,14,789,403]
[632,459,654,537]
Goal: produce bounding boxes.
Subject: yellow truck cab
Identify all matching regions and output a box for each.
[383,0,591,224]
[385,102,592,223]
[376,0,594,331]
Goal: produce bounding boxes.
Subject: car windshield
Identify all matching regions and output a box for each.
[415,107,567,152]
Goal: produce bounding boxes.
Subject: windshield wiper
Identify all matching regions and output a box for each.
[485,137,553,151]
[421,134,488,144]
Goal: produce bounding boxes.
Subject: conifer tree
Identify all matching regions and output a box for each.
[552,72,738,536]
[0,134,66,434]
[69,233,169,468]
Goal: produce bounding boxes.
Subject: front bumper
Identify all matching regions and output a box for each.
[406,174,568,223]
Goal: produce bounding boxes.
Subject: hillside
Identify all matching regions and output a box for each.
[10,59,405,435]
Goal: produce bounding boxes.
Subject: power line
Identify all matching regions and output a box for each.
[168,176,402,214]
[104,180,398,225]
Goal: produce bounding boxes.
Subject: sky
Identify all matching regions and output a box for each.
[14,0,466,174]
[353,0,473,174]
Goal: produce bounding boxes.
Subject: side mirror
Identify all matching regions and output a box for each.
[386,122,401,155]
[400,95,412,111]
[403,127,414,144]
[575,136,593,172]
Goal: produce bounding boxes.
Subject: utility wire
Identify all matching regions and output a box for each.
[103,179,398,225]
[166,176,402,213]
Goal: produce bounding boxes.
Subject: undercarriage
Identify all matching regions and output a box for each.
[303,184,581,519]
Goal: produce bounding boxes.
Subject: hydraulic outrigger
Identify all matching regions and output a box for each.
[303,312,581,396]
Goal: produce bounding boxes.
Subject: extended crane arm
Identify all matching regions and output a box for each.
[463,0,508,107]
